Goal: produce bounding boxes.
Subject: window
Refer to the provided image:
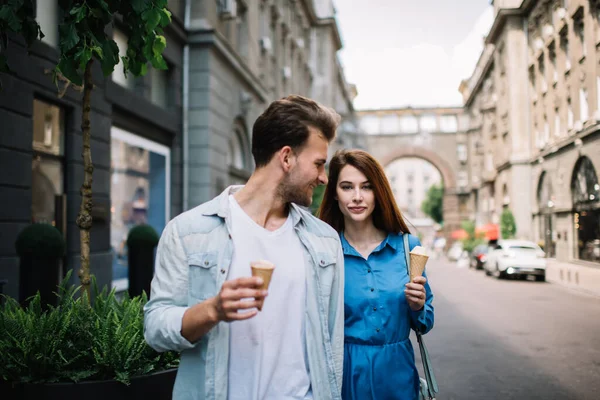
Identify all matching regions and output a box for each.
[554,108,561,137]
[420,115,437,132]
[457,144,467,163]
[597,77,600,116]
[560,29,571,71]
[360,115,380,135]
[568,98,574,129]
[543,115,550,145]
[458,171,468,188]
[380,114,400,134]
[150,67,169,108]
[571,156,600,262]
[539,55,547,93]
[36,0,59,47]
[112,29,135,89]
[579,88,589,122]
[575,14,585,57]
[32,100,65,226]
[110,127,171,292]
[399,115,418,133]
[440,115,458,133]
[549,44,558,83]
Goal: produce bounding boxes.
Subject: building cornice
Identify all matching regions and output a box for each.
[315,17,343,51]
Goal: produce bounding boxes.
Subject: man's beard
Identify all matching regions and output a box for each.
[279,174,313,207]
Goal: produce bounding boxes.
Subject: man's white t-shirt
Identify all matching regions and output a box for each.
[227,195,312,400]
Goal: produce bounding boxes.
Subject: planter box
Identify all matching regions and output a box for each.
[1,368,177,400]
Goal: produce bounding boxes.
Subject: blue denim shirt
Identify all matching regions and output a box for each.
[144,186,344,400]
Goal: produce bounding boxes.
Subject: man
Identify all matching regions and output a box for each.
[144,95,345,400]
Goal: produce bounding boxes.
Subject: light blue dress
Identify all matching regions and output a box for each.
[340,232,434,400]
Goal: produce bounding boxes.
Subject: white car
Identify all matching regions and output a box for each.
[484,240,547,281]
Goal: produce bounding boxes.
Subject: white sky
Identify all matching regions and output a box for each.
[334,0,494,110]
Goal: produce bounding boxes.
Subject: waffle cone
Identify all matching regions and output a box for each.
[251,260,275,311]
[409,253,429,281]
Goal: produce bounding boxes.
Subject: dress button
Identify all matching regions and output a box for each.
[376,328,380,332]
[367,269,371,273]
[370,288,374,292]
[220,269,226,274]
[204,261,209,266]
[373,307,377,311]
[320,260,325,265]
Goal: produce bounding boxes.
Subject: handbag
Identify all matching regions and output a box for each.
[403,233,439,400]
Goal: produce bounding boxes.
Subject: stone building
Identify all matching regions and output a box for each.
[460,0,600,294]
[0,0,357,298]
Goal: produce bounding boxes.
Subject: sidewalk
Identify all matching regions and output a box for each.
[545,258,600,297]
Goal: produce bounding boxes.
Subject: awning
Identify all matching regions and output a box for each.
[476,223,499,240]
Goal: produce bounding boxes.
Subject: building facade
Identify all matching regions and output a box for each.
[0,0,357,299]
[461,0,600,294]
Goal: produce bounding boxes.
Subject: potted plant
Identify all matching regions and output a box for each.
[0,273,179,400]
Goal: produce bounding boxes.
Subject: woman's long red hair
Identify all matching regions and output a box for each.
[318,149,409,234]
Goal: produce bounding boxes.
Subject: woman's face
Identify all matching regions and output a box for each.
[336,165,376,225]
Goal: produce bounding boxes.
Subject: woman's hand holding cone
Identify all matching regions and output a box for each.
[405,276,427,311]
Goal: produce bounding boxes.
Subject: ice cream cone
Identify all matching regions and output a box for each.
[409,253,429,281]
[251,260,275,310]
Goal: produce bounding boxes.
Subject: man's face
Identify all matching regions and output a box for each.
[280,127,329,207]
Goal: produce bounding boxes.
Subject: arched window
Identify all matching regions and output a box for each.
[571,156,599,206]
[537,171,555,211]
[228,120,252,184]
[571,156,600,262]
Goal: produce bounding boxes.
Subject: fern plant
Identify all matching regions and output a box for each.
[0,272,178,385]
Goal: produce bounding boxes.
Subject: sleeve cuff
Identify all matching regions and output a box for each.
[170,306,196,349]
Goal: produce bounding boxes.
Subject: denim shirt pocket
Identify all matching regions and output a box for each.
[316,252,336,295]
[188,252,219,302]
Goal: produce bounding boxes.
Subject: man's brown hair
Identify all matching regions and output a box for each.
[318,149,410,234]
[252,95,340,168]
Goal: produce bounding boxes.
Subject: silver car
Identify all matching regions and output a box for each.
[484,240,547,281]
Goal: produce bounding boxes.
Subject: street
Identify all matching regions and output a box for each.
[412,258,600,400]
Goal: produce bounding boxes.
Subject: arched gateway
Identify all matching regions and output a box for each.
[357,107,468,241]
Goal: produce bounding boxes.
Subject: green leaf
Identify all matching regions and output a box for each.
[56,57,82,86]
[70,4,87,23]
[152,35,166,57]
[75,46,92,71]
[99,39,119,76]
[159,9,172,27]
[142,8,161,30]
[59,23,80,51]
[131,0,151,14]
[151,54,167,70]
[0,6,22,31]
[91,46,103,59]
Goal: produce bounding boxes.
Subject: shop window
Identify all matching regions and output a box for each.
[110,127,171,292]
[32,99,65,227]
[571,157,600,262]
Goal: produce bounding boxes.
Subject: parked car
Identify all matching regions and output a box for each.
[484,240,546,281]
[469,244,489,270]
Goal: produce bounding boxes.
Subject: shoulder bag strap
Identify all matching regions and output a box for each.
[403,233,439,397]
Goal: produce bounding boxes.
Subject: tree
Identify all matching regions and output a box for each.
[500,207,517,239]
[460,220,485,254]
[2,0,172,299]
[421,184,444,225]
[0,0,44,89]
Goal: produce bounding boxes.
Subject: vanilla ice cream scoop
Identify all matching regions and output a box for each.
[410,245,428,256]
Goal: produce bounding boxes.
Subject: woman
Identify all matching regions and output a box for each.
[318,149,434,400]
